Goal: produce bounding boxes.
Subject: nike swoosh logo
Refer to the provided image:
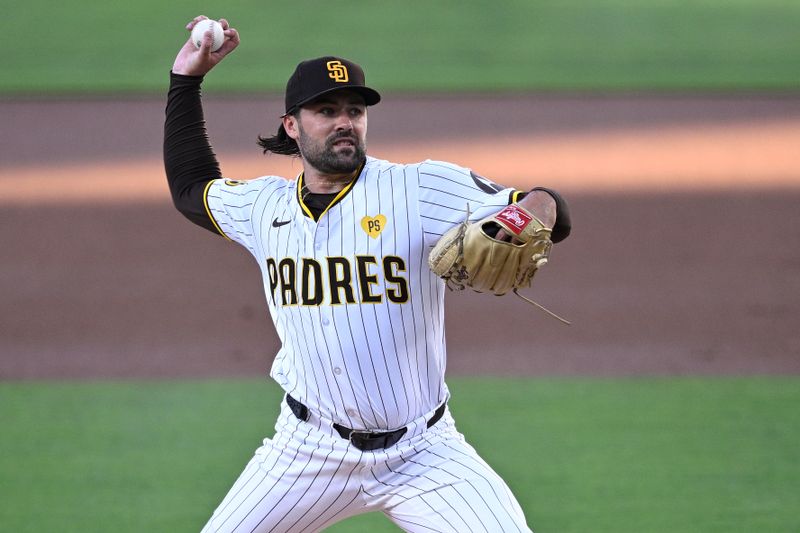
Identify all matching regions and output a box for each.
[272,218,291,228]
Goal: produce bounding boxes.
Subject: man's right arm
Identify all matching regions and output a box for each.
[163,72,222,233]
[162,16,239,234]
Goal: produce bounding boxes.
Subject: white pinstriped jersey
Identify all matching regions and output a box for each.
[205,156,517,431]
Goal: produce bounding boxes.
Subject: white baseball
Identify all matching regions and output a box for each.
[191,19,224,52]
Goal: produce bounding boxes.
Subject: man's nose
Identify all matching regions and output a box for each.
[334,113,353,131]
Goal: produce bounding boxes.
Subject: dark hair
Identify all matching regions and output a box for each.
[257,111,300,156]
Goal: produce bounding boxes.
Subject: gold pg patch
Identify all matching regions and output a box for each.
[361,215,387,239]
[327,60,349,83]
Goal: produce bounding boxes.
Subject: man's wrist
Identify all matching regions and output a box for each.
[517,190,557,228]
[170,70,204,82]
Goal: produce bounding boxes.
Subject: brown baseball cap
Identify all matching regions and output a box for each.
[283,56,381,116]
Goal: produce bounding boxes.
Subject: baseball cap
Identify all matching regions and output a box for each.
[283,56,381,116]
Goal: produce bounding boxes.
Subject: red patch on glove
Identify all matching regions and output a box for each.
[494,205,532,236]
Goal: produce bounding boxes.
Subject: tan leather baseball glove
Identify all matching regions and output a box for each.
[429,204,553,296]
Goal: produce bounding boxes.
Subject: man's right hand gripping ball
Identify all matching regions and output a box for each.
[428,204,553,295]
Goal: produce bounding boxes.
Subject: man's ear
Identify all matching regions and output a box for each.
[283,114,300,140]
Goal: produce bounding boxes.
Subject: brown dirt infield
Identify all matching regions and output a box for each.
[1,94,799,379]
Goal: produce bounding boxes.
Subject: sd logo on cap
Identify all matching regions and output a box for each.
[282,56,381,116]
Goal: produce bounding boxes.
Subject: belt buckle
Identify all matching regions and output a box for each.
[348,429,380,448]
[348,428,407,451]
[348,429,369,441]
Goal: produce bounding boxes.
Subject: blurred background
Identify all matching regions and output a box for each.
[1,1,799,531]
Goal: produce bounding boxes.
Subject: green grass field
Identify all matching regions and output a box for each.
[1,378,798,532]
[4,0,799,94]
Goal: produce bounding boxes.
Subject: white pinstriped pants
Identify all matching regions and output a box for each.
[200,398,532,533]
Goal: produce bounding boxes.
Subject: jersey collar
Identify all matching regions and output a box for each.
[296,160,366,221]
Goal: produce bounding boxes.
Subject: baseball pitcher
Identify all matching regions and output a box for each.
[164,16,571,533]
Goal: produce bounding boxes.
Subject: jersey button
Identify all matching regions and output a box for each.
[322,317,330,326]
[334,367,342,375]
[346,409,357,417]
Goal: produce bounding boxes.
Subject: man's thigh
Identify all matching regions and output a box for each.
[200,413,366,533]
[369,424,532,533]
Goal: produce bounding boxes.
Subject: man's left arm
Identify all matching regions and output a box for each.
[508,187,571,243]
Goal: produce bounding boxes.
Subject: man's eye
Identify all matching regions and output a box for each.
[349,108,363,117]
[320,108,335,116]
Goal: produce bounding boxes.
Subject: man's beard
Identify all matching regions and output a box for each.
[298,127,366,175]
